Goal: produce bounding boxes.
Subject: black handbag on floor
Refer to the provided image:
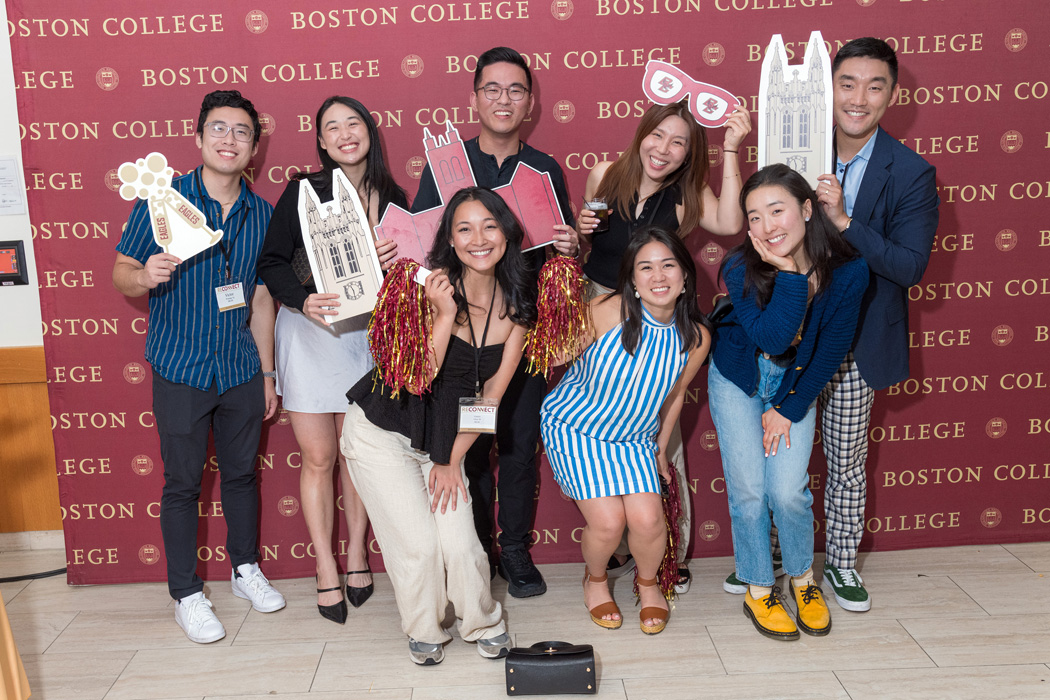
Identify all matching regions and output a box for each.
[505,640,596,695]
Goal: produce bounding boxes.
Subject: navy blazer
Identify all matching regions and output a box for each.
[844,127,939,390]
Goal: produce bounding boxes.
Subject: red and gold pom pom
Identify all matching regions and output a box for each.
[524,256,589,378]
[367,259,432,397]
[658,469,683,600]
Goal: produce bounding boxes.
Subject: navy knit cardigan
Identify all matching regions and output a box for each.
[711,253,869,423]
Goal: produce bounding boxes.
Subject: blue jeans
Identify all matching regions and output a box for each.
[708,356,817,586]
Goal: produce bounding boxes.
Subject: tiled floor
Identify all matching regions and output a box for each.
[3,543,1049,699]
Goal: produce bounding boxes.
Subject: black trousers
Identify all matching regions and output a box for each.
[464,357,547,552]
[153,370,264,600]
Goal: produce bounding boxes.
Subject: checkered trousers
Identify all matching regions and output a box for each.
[818,353,875,569]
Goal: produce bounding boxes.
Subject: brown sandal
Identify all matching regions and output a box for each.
[583,568,622,629]
[636,575,669,635]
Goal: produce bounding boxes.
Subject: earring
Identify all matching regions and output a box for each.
[805,216,810,222]
[679,288,685,296]
[633,288,640,299]
[450,242,455,249]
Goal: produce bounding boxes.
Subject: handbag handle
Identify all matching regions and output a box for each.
[509,641,592,656]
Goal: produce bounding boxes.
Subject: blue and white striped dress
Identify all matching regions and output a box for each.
[540,307,687,500]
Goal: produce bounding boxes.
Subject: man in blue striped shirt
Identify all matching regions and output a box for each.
[113,90,285,644]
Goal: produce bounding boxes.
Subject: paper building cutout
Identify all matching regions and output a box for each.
[298,169,384,322]
[758,31,833,189]
[375,121,566,265]
[116,152,223,261]
[641,60,741,129]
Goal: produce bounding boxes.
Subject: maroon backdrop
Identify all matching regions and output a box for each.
[10,0,1048,584]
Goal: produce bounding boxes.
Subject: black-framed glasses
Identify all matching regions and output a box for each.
[477,84,529,101]
[204,121,254,142]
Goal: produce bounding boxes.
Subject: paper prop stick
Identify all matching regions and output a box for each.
[116,152,223,261]
[374,121,567,269]
[757,31,833,190]
[641,60,742,128]
[297,169,384,323]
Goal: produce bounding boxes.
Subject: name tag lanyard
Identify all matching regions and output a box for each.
[196,168,247,280]
[461,276,497,398]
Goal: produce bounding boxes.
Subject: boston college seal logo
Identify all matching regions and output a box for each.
[553,100,576,124]
[700,241,724,267]
[991,325,1013,347]
[406,156,426,180]
[104,169,122,192]
[699,520,720,542]
[259,113,276,136]
[855,0,876,6]
[278,496,300,517]
[139,544,162,565]
[95,67,119,91]
[551,0,573,20]
[700,430,719,452]
[980,507,1002,529]
[245,10,268,34]
[995,229,1017,251]
[1000,130,1022,154]
[131,455,154,476]
[703,43,726,67]
[401,55,424,79]
[985,417,1007,439]
[1005,28,1027,52]
[123,362,146,384]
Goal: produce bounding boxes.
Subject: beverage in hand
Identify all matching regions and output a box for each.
[586,197,610,234]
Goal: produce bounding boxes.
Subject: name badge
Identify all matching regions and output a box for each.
[215,282,246,312]
[458,397,498,434]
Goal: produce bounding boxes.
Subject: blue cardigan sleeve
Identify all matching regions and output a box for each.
[724,258,810,356]
[775,259,869,422]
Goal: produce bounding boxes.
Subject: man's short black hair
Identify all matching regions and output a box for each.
[833,37,898,87]
[473,46,532,92]
[196,90,262,146]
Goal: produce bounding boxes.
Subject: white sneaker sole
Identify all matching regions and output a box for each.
[232,585,287,613]
[821,581,872,612]
[177,620,225,644]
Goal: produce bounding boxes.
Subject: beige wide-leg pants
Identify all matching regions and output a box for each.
[340,403,505,644]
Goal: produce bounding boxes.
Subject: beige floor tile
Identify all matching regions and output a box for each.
[0,548,68,575]
[950,571,1050,615]
[0,579,29,600]
[312,633,516,691]
[1003,541,1050,572]
[836,663,1050,699]
[4,576,172,614]
[900,614,1050,667]
[231,574,405,645]
[708,618,933,674]
[7,609,78,654]
[855,544,1030,576]
[414,680,626,699]
[104,642,324,699]
[623,672,849,699]
[207,692,410,700]
[19,651,134,700]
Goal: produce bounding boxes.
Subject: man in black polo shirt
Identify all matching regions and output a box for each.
[411,46,577,597]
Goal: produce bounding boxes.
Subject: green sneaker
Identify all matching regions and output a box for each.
[822,564,871,612]
[724,556,786,595]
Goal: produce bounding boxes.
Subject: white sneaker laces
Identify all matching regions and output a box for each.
[185,596,215,625]
[837,568,860,587]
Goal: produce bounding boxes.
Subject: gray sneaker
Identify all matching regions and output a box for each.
[408,638,445,665]
[724,556,786,595]
[476,632,512,659]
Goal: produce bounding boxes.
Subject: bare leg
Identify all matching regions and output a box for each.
[290,411,343,607]
[575,496,628,623]
[623,492,668,627]
[333,411,371,588]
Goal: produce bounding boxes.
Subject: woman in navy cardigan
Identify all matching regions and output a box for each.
[708,164,868,642]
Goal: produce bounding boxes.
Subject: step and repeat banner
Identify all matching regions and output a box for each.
[10,0,1048,584]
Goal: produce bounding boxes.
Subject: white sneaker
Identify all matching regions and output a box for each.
[175,592,226,643]
[232,562,286,613]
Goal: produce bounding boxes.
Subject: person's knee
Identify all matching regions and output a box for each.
[587,512,627,542]
[627,507,665,540]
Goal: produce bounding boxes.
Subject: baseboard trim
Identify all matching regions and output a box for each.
[0,529,64,552]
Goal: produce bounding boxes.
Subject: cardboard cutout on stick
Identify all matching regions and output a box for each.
[298,169,384,323]
[758,31,833,189]
[641,60,742,128]
[116,152,223,261]
[374,122,566,267]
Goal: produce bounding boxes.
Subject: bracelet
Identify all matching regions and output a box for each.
[843,217,853,232]
[723,149,738,153]
[263,371,276,379]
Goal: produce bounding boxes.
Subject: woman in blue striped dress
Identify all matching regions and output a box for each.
[540,226,710,634]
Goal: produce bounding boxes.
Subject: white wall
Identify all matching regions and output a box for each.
[0,0,44,349]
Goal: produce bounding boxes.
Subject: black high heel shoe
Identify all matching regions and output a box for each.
[346,569,374,608]
[316,576,347,624]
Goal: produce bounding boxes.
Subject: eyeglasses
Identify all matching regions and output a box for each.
[477,84,529,101]
[204,122,255,142]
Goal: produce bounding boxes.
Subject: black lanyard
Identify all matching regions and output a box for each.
[196,168,248,280]
[460,276,498,397]
[831,131,856,210]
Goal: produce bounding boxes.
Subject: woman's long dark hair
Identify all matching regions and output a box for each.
[721,163,859,307]
[294,96,407,215]
[425,187,536,328]
[610,226,711,355]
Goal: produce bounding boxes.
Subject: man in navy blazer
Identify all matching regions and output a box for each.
[813,37,940,612]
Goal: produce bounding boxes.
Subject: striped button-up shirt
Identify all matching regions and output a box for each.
[116,166,274,394]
